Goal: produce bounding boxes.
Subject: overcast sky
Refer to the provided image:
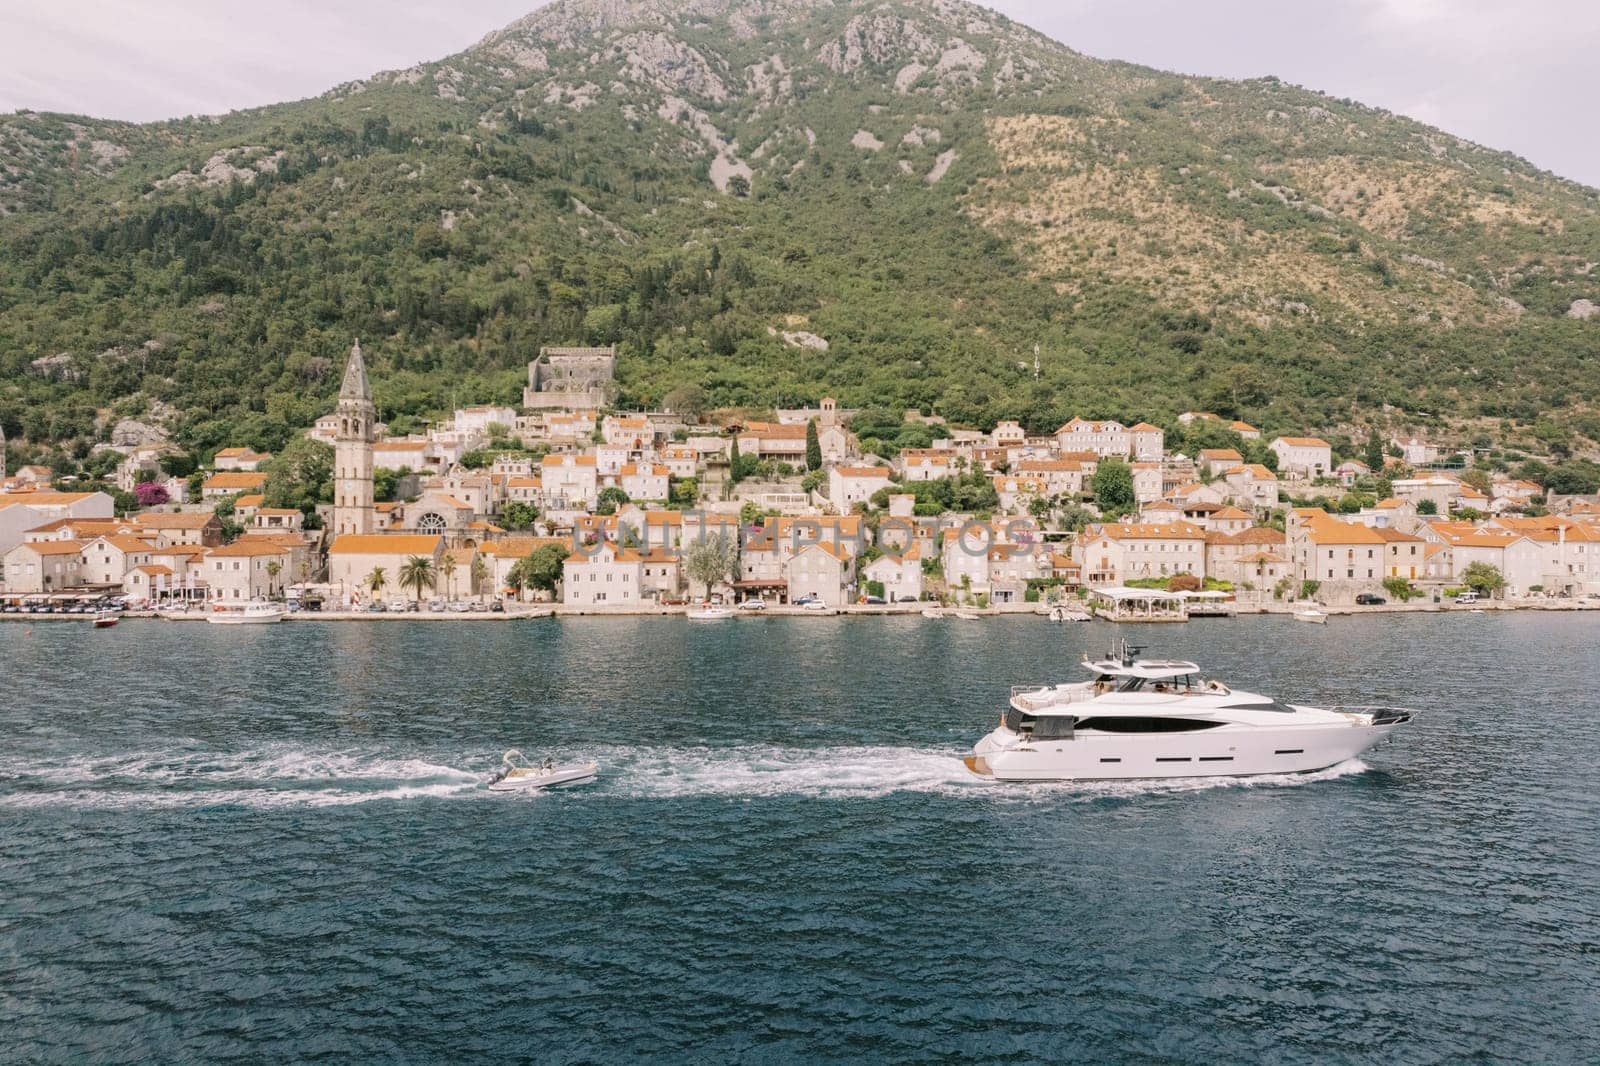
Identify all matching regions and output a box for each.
[3,0,1597,187]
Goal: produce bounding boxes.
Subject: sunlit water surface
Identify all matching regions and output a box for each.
[2,614,1597,1062]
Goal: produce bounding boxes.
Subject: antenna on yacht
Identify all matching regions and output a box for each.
[1108,638,1142,667]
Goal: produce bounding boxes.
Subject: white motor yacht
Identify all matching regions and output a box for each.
[967,640,1412,781]
[687,603,737,621]
[207,600,287,625]
[1293,607,1328,624]
[487,750,598,792]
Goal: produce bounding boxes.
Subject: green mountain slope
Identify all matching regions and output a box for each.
[3,0,1599,466]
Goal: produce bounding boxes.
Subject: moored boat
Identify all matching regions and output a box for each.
[966,639,1413,781]
[1293,607,1328,624]
[207,600,287,625]
[93,613,119,629]
[687,603,737,621]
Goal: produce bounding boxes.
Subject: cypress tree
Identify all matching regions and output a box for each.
[805,419,822,471]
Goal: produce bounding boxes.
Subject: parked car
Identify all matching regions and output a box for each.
[388,599,408,612]
[861,595,887,605]
[489,600,505,613]
[428,600,446,613]
[450,601,471,613]
[793,595,820,606]
[801,599,829,612]
[366,602,387,613]
[739,599,767,611]
[1354,593,1387,606]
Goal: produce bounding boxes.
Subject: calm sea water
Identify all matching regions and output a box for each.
[2,614,1598,1063]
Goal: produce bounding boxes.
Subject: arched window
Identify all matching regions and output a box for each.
[416,512,448,535]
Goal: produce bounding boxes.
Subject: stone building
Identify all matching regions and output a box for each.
[523,346,616,411]
[332,341,377,537]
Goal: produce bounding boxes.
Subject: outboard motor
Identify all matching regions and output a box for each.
[488,767,508,785]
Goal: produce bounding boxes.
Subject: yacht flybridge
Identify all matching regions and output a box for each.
[966,640,1412,781]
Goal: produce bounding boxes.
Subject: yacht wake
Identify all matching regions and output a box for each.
[0,747,485,809]
[0,745,1372,809]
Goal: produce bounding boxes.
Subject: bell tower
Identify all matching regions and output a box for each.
[333,339,376,537]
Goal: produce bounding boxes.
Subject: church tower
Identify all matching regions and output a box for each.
[333,340,376,537]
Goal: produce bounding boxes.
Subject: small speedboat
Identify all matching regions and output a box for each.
[1293,607,1327,624]
[921,607,944,619]
[1049,605,1092,622]
[954,609,981,621]
[687,603,736,621]
[93,613,119,629]
[486,749,597,792]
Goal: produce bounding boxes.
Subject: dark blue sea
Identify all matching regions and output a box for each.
[2,614,1598,1063]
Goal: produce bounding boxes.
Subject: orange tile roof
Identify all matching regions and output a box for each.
[96,535,160,553]
[1304,518,1387,545]
[797,541,851,561]
[835,466,891,478]
[0,490,102,505]
[1275,437,1331,448]
[203,472,269,490]
[328,534,443,555]
[133,512,219,529]
[207,541,293,558]
[478,537,568,558]
[23,540,87,556]
[1095,522,1207,540]
[739,421,809,440]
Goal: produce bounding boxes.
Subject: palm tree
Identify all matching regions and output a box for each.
[399,556,436,606]
[365,567,387,601]
[266,559,282,600]
[439,550,458,601]
[471,556,490,602]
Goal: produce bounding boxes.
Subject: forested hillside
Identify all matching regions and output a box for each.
[3,0,1599,470]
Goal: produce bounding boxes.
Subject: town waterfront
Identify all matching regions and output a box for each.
[3,615,1598,1062]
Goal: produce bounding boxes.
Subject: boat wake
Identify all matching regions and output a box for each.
[0,745,1371,809]
[0,747,485,809]
[600,746,1369,800]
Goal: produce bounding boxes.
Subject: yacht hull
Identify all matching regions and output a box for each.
[971,720,1400,781]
